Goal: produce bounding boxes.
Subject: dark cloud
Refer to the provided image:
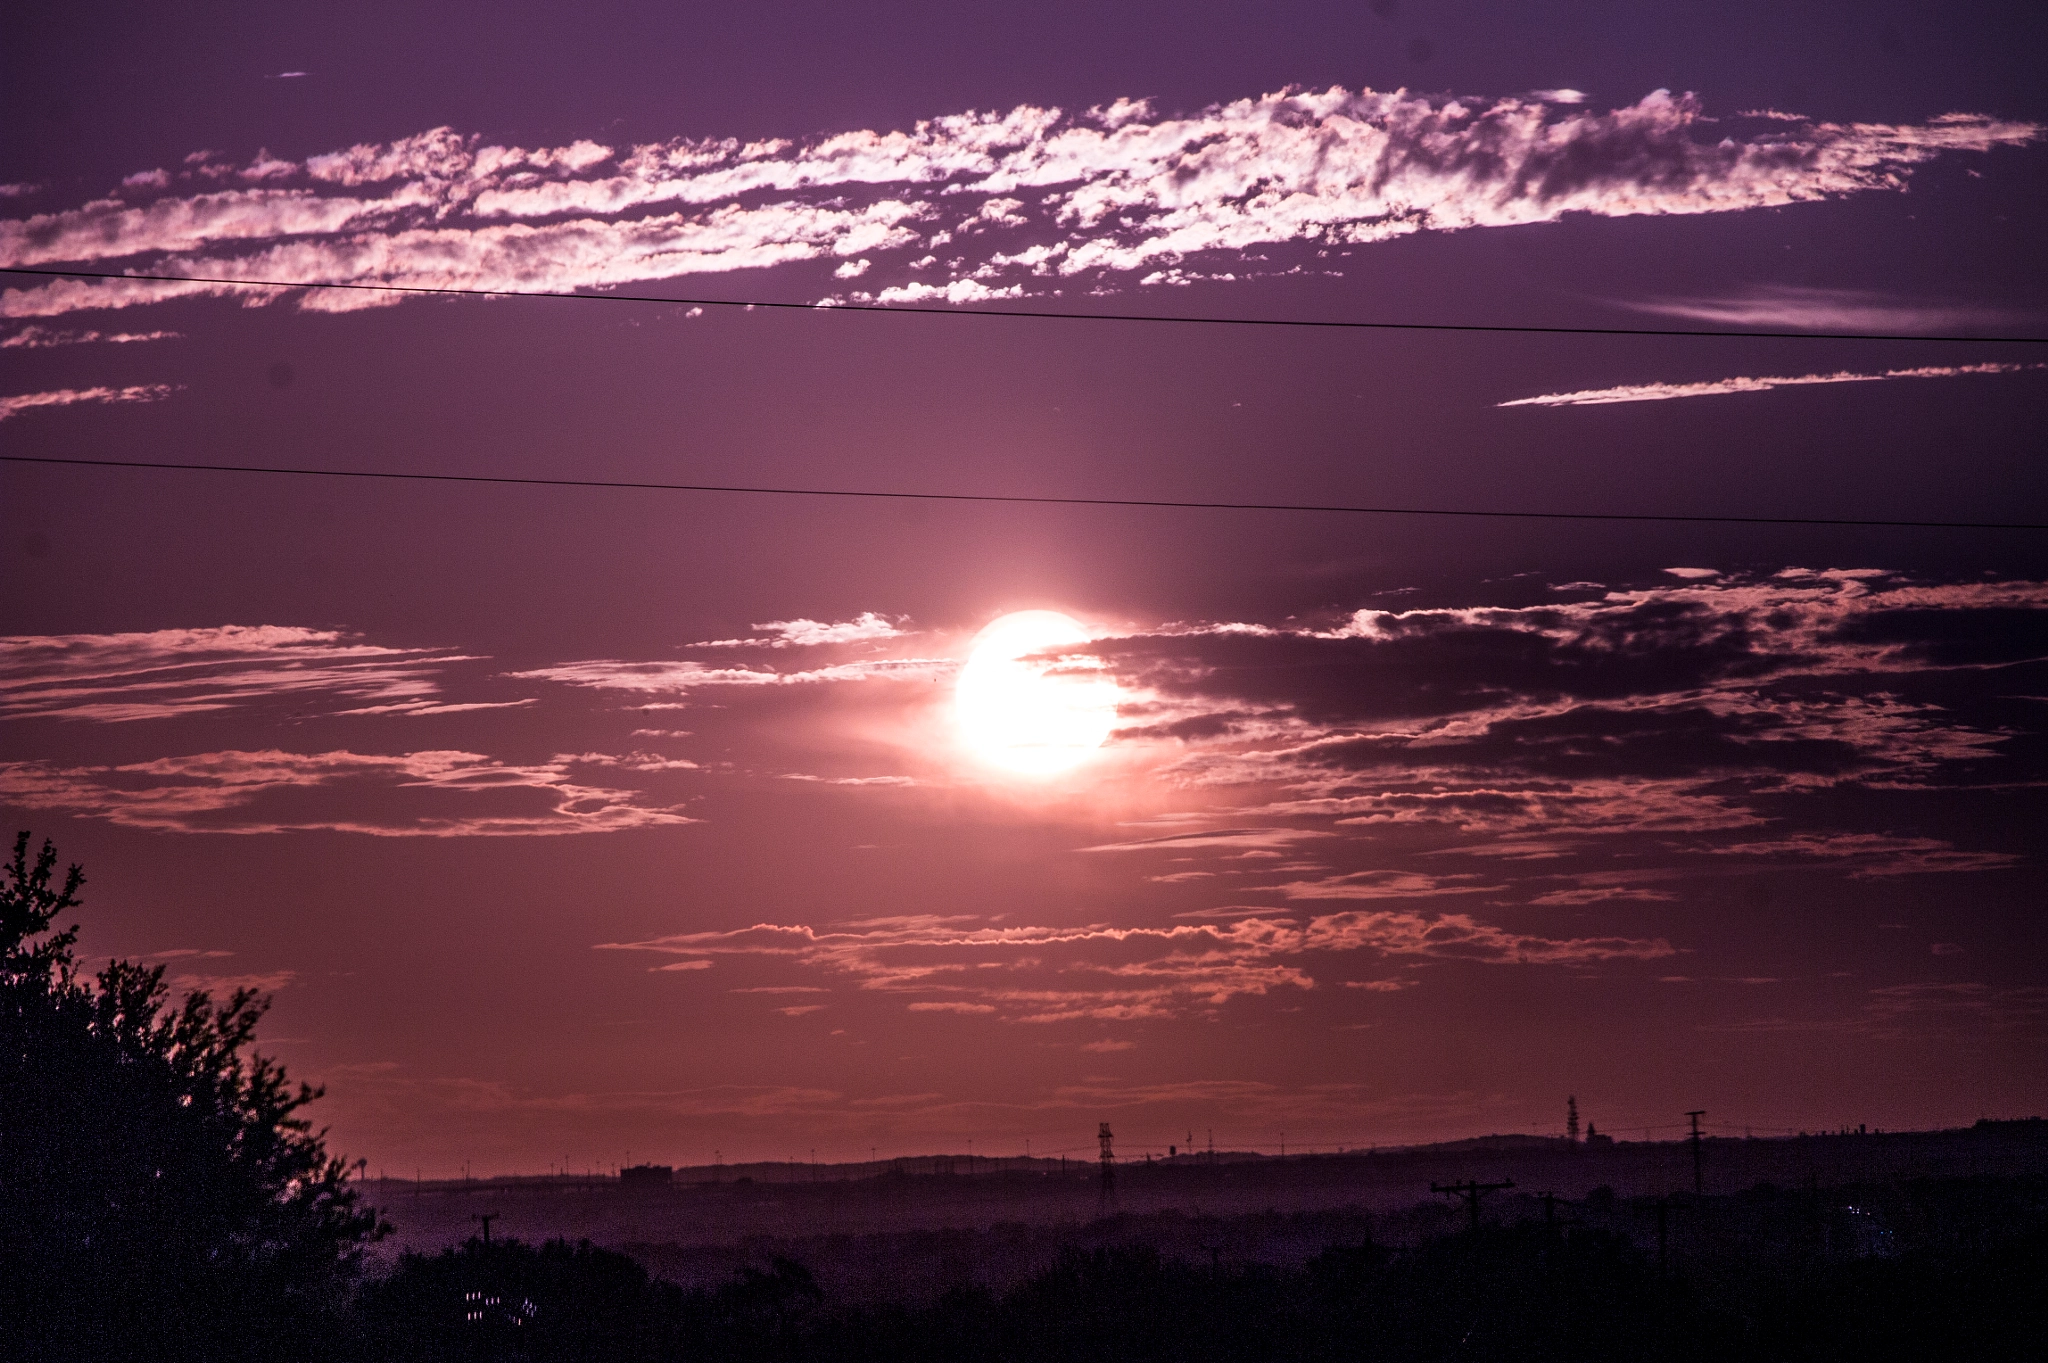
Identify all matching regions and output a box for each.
[1828,605,2048,668]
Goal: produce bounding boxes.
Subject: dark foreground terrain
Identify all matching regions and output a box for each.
[353,1169,2046,1362]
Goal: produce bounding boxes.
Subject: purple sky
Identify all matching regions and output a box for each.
[5,1,2046,1175]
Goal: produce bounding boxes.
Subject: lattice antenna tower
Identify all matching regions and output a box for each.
[1097,1121,1117,1214]
[1567,1095,1580,1144]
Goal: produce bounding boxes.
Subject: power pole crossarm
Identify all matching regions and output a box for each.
[1431,1179,1515,1230]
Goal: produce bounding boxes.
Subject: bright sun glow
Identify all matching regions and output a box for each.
[956,610,1121,775]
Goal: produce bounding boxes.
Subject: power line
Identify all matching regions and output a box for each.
[4,265,2045,345]
[6,452,2043,531]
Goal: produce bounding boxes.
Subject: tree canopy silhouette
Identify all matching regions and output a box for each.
[0,832,385,1363]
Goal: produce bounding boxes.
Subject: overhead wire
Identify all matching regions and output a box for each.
[5,453,2044,531]
[7,265,2042,529]
[4,265,2046,345]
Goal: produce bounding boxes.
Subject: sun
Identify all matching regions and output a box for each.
[956,610,1121,775]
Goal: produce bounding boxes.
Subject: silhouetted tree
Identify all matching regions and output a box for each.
[0,833,385,1363]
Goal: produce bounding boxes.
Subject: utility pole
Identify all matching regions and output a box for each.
[473,1213,497,1247]
[1098,1122,1117,1215]
[1686,1111,1706,1195]
[1537,1191,1558,1227]
[1567,1096,1579,1145]
[1432,1179,1515,1231]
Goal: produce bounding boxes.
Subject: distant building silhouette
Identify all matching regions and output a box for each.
[620,1163,674,1189]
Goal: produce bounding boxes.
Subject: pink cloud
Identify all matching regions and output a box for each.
[509,655,955,697]
[0,748,696,836]
[0,383,177,421]
[4,93,2032,320]
[0,625,476,722]
[692,612,911,648]
[1297,910,1675,964]
[1525,885,1679,906]
[1713,983,2048,1039]
[1079,827,1332,853]
[168,969,298,996]
[1,324,181,347]
[1709,833,2022,876]
[1618,284,2030,334]
[596,898,1671,1024]
[1500,362,2043,408]
[331,698,537,717]
[1278,870,1503,900]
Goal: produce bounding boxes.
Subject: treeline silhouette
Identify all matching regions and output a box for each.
[354,1196,2046,1362]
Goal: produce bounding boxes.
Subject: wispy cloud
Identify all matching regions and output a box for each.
[778,772,920,786]
[1707,833,2022,876]
[330,698,537,718]
[0,748,695,836]
[1298,910,1675,964]
[1,324,181,348]
[1500,362,2043,407]
[1078,827,1332,854]
[0,383,177,420]
[3,92,2032,320]
[1709,982,2048,1038]
[1865,982,2048,1030]
[510,655,954,697]
[692,612,910,648]
[1620,284,2030,334]
[1277,870,1503,900]
[169,968,298,995]
[0,625,474,722]
[598,902,1671,1023]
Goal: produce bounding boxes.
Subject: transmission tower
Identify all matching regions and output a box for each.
[1097,1122,1117,1214]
